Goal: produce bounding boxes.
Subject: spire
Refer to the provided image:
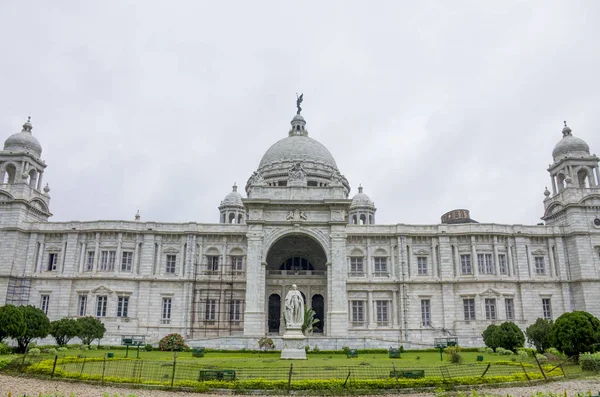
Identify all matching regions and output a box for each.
[22,116,33,133]
[562,120,572,137]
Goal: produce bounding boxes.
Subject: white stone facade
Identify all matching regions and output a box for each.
[1,117,600,350]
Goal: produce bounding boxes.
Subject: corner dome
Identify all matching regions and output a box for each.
[350,185,374,208]
[259,135,338,169]
[4,118,42,158]
[221,183,243,207]
[552,123,590,162]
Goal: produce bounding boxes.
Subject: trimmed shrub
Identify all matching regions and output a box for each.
[450,352,463,364]
[28,348,41,356]
[580,352,600,371]
[46,348,58,355]
[159,333,188,351]
[145,343,153,352]
[89,344,97,350]
[0,343,11,355]
[57,347,68,352]
[444,345,462,355]
[517,350,529,361]
[80,345,89,351]
[535,353,548,362]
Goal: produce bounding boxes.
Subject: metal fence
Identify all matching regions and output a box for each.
[6,354,567,392]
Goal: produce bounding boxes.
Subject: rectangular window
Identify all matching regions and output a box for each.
[207,256,219,272]
[485,298,497,320]
[117,296,129,317]
[99,250,116,271]
[374,257,387,276]
[86,251,95,271]
[161,297,172,324]
[417,257,428,275]
[421,299,431,326]
[96,296,107,317]
[460,255,472,275]
[535,257,546,275]
[121,251,133,272]
[542,298,552,320]
[463,298,476,320]
[205,299,217,321]
[229,300,242,321]
[231,256,244,272]
[351,300,364,324]
[350,257,364,276]
[47,253,57,271]
[498,254,507,275]
[477,253,494,274]
[78,295,87,316]
[375,300,389,325]
[166,254,177,274]
[505,298,514,320]
[40,295,50,315]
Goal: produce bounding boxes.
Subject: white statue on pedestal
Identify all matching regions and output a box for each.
[284,284,304,328]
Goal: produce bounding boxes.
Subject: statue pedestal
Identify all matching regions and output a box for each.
[280,327,306,360]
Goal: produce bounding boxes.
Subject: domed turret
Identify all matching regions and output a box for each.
[4,117,42,158]
[348,185,376,225]
[552,122,590,162]
[219,183,245,224]
[246,97,350,198]
[545,121,600,199]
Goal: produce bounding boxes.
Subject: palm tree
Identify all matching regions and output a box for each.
[302,306,320,335]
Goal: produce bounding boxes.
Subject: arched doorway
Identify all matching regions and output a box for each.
[268,294,281,333]
[311,294,324,333]
[265,233,328,335]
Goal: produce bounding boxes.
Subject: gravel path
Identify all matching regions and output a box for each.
[1,373,600,397]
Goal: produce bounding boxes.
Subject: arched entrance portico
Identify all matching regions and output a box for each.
[265,233,328,335]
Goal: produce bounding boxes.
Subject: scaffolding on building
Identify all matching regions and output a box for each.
[190,260,246,338]
[5,262,32,305]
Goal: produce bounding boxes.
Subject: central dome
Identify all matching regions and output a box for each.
[259,135,338,169]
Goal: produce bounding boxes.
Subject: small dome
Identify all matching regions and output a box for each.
[552,122,590,161]
[4,118,42,157]
[350,185,374,208]
[221,183,243,207]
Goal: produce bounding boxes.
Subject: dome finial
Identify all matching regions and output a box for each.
[358,184,363,193]
[562,121,572,137]
[135,210,141,221]
[22,116,33,133]
[232,183,237,192]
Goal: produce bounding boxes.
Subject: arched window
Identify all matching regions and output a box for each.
[238,214,243,224]
[221,213,226,223]
[578,169,591,188]
[359,214,367,225]
[352,215,358,224]
[369,214,373,224]
[279,256,315,271]
[229,213,236,223]
[28,169,37,188]
[3,164,16,184]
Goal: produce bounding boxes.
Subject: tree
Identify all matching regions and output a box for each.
[0,304,25,343]
[551,311,600,359]
[526,318,554,353]
[76,317,106,345]
[482,322,524,352]
[494,322,525,352]
[50,318,81,346]
[14,305,50,353]
[302,306,319,336]
[482,324,499,350]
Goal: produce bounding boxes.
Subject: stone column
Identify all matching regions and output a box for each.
[116,233,123,273]
[36,241,45,273]
[431,239,438,278]
[328,228,348,336]
[367,291,374,329]
[79,242,86,273]
[493,237,499,275]
[471,236,478,277]
[243,229,265,336]
[392,290,399,327]
[93,233,100,272]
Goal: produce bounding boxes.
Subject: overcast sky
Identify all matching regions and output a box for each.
[1,1,599,226]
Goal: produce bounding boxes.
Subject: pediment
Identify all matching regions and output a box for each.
[91,285,114,294]
[46,245,62,252]
[163,247,179,254]
[479,288,502,297]
[414,249,430,256]
[531,249,546,256]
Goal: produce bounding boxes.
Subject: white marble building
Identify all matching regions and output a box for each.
[1,114,600,349]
